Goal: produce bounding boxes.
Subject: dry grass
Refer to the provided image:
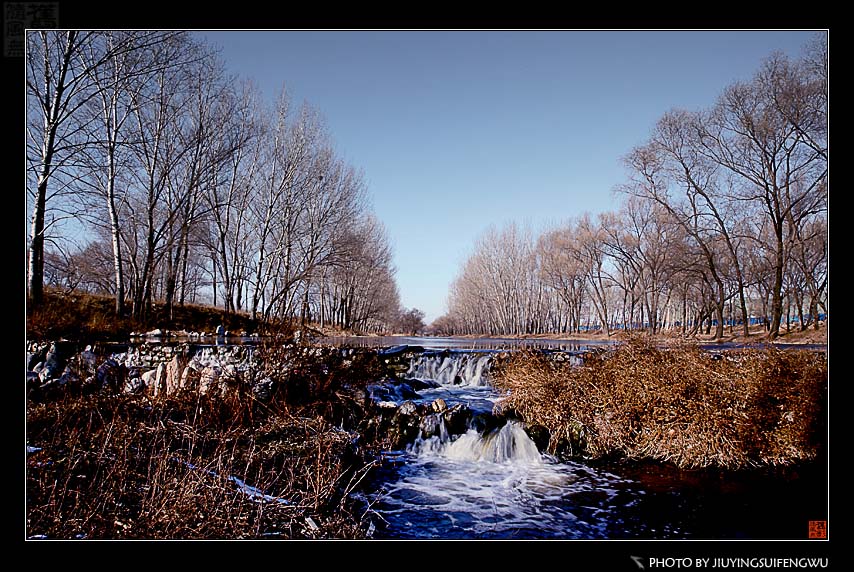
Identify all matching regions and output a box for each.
[26,289,264,342]
[492,333,827,469]
[26,342,384,540]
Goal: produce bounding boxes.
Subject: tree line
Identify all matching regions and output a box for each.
[27,31,421,333]
[434,37,827,340]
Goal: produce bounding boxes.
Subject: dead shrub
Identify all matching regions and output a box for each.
[492,333,827,469]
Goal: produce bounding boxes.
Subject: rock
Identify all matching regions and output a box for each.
[165,355,186,395]
[252,376,274,401]
[96,358,126,391]
[199,365,221,396]
[152,363,167,397]
[140,368,157,389]
[470,411,501,435]
[27,344,49,371]
[523,424,551,452]
[431,398,447,413]
[389,400,423,447]
[79,349,98,374]
[222,364,239,382]
[419,413,448,440]
[180,365,200,392]
[123,372,145,394]
[406,377,440,390]
[41,343,66,380]
[377,345,410,358]
[398,400,418,417]
[443,403,472,436]
[58,365,79,387]
[367,379,420,403]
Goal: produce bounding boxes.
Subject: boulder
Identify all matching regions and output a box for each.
[406,377,440,391]
[79,348,98,375]
[180,365,201,392]
[389,400,423,447]
[58,365,79,387]
[368,379,420,403]
[443,403,472,436]
[124,372,146,394]
[398,400,419,417]
[140,368,158,390]
[419,413,446,439]
[522,424,551,452]
[27,344,49,371]
[252,376,274,401]
[469,411,502,435]
[221,364,239,383]
[40,343,66,381]
[431,398,447,413]
[165,355,186,394]
[96,358,126,391]
[152,363,167,397]
[199,365,222,396]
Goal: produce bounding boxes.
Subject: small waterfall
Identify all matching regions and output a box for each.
[369,346,641,539]
[406,352,493,387]
[408,413,452,455]
[408,418,542,465]
[445,421,542,464]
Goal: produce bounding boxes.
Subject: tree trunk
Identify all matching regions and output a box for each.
[769,233,785,339]
[107,178,125,316]
[28,175,48,307]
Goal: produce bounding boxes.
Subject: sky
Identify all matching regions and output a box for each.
[197,30,820,324]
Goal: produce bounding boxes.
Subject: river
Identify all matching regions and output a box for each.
[347,337,827,540]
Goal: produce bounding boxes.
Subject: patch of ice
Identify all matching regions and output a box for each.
[172,457,290,505]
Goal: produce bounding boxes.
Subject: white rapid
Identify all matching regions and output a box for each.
[406,351,493,387]
[445,421,542,463]
[365,350,642,539]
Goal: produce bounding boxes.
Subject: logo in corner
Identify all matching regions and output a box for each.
[808,520,827,539]
[630,556,645,570]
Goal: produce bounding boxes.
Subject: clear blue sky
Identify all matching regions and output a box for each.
[197,30,820,323]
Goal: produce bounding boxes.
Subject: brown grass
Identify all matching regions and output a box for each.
[26,342,385,539]
[26,289,265,342]
[492,334,827,469]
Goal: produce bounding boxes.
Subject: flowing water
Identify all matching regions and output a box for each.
[82,334,825,539]
[360,342,827,540]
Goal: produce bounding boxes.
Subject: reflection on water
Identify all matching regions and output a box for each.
[319,335,616,351]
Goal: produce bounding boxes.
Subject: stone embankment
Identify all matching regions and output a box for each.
[26,341,593,458]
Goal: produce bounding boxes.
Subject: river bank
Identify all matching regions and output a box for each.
[25,334,828,539]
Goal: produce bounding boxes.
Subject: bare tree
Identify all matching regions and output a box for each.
[695,49,827,338]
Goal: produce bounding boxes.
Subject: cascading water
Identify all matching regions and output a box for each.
[359,346,824,540]
[363,349,649,539]
[406,351,494,387]
[444,421,542,464]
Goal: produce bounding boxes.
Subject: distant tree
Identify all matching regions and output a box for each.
[396,308,426,335]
